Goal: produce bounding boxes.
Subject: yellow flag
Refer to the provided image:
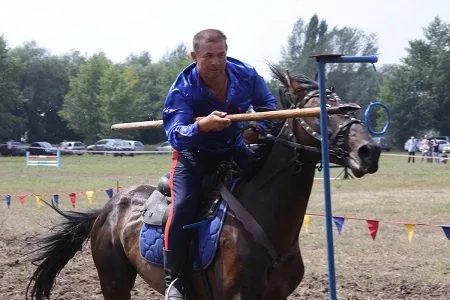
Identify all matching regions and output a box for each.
[34,195,42,209]
[85,191,94,205]
[405,224,415,243]
[303,215,311,233]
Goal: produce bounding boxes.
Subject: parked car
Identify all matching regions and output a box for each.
[437,141,450,152]
[59,141,85,155]
[373,137,392,152]
[125,140,145,152]
[429,136,449,143]
[28,142,58,155]
[153,141,173,152]
[0,141,26,156]
[105,140,135,157]
[87,139,120,154]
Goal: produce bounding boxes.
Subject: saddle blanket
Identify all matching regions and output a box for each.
[139,199,227,270]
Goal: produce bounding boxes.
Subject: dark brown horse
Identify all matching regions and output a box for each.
[26,67,381,300]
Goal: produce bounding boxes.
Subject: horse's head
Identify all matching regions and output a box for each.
[270,66,381,177]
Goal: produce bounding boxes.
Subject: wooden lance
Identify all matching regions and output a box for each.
[110,104,360,131]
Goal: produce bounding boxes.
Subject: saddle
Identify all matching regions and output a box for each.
[140,160,235,227]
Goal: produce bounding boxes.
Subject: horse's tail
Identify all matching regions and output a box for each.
[26,200,101,300]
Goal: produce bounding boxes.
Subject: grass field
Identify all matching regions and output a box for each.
[0,152,449,299]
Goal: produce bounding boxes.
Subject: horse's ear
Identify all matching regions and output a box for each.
[286,70,294,90]
[269,64,290,89]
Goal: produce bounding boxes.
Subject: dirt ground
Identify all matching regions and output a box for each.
[1,207,449,300]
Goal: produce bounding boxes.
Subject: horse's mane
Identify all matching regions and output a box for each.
[269,64,318,91]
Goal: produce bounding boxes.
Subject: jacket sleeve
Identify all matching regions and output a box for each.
[251,72,277,134]
[162,90,199,150]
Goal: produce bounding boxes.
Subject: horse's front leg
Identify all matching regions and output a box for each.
[264,245,304,299]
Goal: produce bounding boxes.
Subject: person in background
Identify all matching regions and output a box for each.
[161,28,277,299]
[431,139,440,164]
[406,136,416,163]
[419,135,430,163]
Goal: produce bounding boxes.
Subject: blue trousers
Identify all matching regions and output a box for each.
[163,147,252,252]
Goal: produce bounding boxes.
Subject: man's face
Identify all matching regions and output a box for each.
[191,39,227,81]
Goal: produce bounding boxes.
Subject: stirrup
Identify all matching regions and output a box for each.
[165,278,184,300]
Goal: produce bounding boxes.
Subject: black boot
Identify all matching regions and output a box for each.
[164,250,185,300]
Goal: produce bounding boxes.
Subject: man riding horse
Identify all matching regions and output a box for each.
[162,28,277,299]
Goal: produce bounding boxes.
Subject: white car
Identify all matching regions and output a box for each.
[125,140,145,152]
[60,141,85,155]
[154,141,173,152]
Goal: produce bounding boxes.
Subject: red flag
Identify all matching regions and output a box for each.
[366,220,379,240]
[69,192,76,208]
[18,195,26,205]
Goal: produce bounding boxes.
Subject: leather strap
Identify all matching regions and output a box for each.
[219,185,279,260]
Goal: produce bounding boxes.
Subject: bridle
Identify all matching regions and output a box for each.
[245,87,365,266]
[267,88,363,160]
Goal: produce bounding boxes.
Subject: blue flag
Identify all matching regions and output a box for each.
[333,216,345,235]
[53,194,59,207]
[5,195,11,208]
[441,225,450,240]
[105,188,113,200]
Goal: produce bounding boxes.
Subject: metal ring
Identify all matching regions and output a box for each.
[364,102,390,136]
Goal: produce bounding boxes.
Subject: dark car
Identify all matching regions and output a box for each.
[0,141,27,156]
[105,140,134,157]
[86,139,120,154]
[28,142,58,155]
[0,141,26,156]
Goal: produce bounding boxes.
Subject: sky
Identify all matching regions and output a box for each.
[1,0,449,79]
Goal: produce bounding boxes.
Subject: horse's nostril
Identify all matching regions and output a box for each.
[359,144,381,163]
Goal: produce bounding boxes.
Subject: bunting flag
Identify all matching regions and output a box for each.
[69,192,76,208]
[105,188,113,200]
[5,195,11,208]
[405,224,415,243]
[441,225,450,240]
[85,191,94,205]
[34,195,43,209]
[53,194,59,207]
[333,216,345,235]
[366,220,379,240]
[1,183,449,242]
[303,215,311,233]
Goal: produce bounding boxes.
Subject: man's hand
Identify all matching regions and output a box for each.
[197,111,231,133]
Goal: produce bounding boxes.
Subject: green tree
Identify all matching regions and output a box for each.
[9,41,79,143]
[0,36,26,141]
[98,65,146,138]
[126,44,191,143]
[280,15,331,78]
[279,15,380,115]
[59,53,112,144]
[381,17,450,145]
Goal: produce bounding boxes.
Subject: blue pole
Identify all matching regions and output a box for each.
[315,55,378,64]
[316,60,337,300]
[314,54,379,300]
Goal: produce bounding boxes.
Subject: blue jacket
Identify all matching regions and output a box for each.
[163,57,276,153]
